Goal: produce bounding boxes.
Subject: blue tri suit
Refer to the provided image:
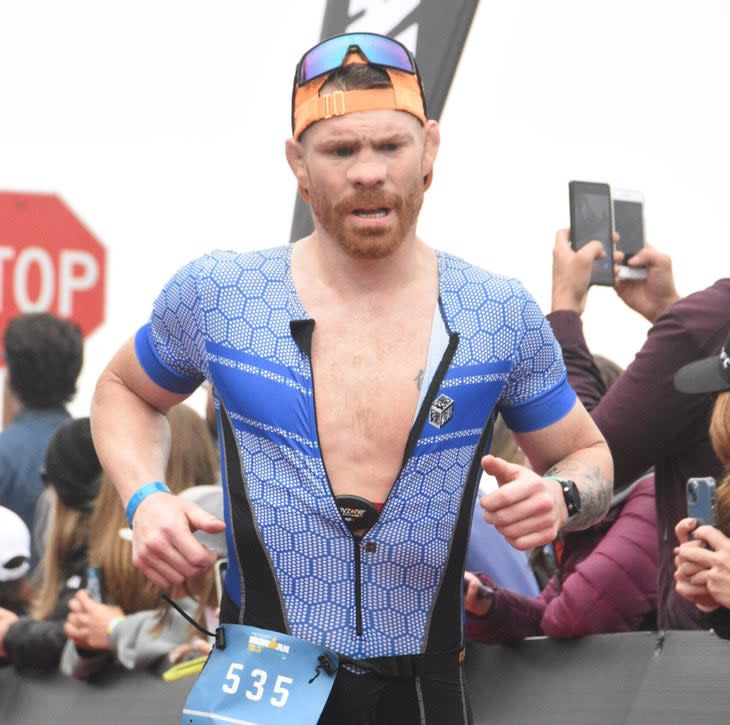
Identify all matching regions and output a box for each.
[135,245,576,724]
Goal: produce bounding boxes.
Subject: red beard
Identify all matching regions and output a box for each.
[309,183,424,259]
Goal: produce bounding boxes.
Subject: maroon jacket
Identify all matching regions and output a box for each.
[548,279,730,631]
[466,473,657,643]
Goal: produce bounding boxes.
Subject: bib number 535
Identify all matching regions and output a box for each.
[222,663,294,708]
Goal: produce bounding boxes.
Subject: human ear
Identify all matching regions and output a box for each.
[284,138,311,202]
[421,120,440,191]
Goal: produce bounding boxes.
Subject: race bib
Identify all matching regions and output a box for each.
[181,624,338,725]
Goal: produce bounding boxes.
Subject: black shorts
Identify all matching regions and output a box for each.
[317,666,472,725]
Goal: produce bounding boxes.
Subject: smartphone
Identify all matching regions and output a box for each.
[568,180,614,286]
[214,558,227,603]
[85,565,104,602]
[686,476,718,527]
[613,188,647,281]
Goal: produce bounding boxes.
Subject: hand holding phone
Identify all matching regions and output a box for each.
[568,180,614,286]
[686,477,718,528]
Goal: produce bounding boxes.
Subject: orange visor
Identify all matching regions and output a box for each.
[291,34,427,139]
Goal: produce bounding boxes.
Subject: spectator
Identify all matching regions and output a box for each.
[0,313,83,567]
[673,330,730,634]
[60,404,220,677]
[0,418,101,669]
[546,229,729,630]
[0,506,36,616]
[61,485,224,679]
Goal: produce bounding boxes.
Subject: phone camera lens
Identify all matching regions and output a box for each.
[687,483,698,506]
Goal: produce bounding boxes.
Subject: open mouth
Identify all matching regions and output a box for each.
[352,208,389,218]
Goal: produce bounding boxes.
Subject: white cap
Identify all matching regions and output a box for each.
[0,506,31,583]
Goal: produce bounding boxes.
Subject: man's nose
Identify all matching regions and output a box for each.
[347,151,386,188]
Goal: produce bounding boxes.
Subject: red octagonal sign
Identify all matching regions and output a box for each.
[0,192,106,363]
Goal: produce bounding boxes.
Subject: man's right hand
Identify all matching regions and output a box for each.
[613,246,680,323]
[130,492,226,588]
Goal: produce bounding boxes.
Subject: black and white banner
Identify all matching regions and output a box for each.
[289,0,480,242]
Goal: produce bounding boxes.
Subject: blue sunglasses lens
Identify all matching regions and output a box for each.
[297,33,415,85]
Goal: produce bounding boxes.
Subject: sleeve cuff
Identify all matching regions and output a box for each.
[134,324,202,394]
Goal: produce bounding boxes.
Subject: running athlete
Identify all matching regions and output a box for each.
[91,33,613,724]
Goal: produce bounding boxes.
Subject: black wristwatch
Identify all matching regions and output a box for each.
[545,476,582,519]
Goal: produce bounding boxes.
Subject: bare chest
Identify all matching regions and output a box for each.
[310,309,433,500]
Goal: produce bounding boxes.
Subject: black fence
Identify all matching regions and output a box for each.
[1,630,728,724]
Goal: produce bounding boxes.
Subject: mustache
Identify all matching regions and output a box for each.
[336,190,401,212]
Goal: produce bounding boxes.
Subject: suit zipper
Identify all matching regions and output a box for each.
[354,536,364,636]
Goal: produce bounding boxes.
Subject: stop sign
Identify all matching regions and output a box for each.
[0,192,106,361]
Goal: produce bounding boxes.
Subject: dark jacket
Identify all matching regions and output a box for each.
[3,545,88,670]
[466,473,658,642]
[547,279,730,631]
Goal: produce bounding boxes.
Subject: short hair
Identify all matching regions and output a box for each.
[320,63,392,95]
[4,313,83,408]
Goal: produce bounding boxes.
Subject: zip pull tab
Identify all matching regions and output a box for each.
[160,593,225,649]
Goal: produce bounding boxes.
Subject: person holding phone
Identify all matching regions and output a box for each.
[0,418,102,670]
[61,484,225,679]
[89,32,613,723]
[548,227,730,633]
[673,332,730,630]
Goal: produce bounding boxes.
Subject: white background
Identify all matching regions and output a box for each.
[1,0,728,419]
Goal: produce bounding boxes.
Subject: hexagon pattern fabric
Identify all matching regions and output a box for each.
[135,245,575,659]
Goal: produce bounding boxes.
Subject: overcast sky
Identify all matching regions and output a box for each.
[1,0,728,417]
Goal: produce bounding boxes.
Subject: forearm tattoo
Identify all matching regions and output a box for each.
[415,369,424,391]
[544,462,612,531]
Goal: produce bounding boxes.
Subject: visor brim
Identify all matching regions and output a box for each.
[674,357,730,394]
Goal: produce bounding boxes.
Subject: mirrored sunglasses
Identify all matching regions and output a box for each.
[295,32,418,86]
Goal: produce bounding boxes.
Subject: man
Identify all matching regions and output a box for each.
[0,313,83,565]
[91,33,612,723]
[548,229,730,631]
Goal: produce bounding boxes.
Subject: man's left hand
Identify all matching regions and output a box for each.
[479,454,565,550]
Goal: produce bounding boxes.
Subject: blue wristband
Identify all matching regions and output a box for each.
[125,481,171,527]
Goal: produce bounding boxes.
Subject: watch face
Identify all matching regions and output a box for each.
[562,480,581,516]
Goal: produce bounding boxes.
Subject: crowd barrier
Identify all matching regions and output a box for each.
[0,630,727,724]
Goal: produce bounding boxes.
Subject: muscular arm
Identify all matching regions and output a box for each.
[481,400,612,550]
[516,399,613,531]
[91,338,224,588]
[91,337,186,503]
